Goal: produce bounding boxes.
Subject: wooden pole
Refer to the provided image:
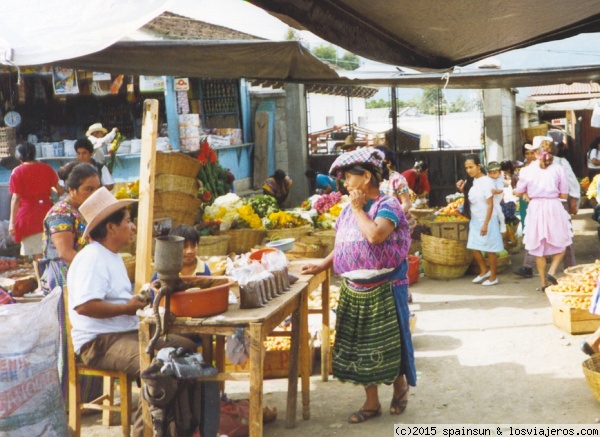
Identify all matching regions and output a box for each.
[134,99,159,292]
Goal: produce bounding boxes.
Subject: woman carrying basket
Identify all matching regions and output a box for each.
[301,148,415,424]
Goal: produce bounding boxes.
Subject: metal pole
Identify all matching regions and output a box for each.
[391,87,398,152]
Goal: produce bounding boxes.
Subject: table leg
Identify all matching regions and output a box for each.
[138,323,153,437]
[321,269,331,382]
[215,335,226,393]
[300,283,311,420]
[286,307,300,428]
[248,323,264,437]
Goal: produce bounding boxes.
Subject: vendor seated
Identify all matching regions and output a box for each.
[151,225,211,281]
[262,169,293,208]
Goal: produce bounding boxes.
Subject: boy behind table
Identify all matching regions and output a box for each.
[487,161,507,237]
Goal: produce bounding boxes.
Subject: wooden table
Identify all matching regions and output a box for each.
[138,264,329,437]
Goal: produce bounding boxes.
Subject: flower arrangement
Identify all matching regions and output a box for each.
[194,220,221,236]
[106,132,124,174]
[264,210,312,230]
[313,192,343,215]
[249,195,280,218]
[196,140,231,204]
[202,193,264,230]
[310,192,347,229]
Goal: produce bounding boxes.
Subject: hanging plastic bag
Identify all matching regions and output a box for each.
[225,328,250,365]
[592,101,600,128]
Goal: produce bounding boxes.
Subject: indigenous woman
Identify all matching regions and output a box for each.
[302,148,415,424]
[39,162,101,402]
[515,148,572,290]
[458,154,504,286]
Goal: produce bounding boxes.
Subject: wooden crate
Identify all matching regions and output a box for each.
[430,221,469,241]
[550,301,600,334]
[224,339,315,378]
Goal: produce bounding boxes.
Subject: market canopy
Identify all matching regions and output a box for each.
[55,40,340,82]
[0,0,170,66]
[249,0,600,71]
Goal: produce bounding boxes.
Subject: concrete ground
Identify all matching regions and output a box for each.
[82,208,600,436]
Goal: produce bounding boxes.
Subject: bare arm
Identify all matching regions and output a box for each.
[398,191,412,214]
[75,295,146,319]
[51,232,79,265]
[301,250,334,275]
[8,193,20,236]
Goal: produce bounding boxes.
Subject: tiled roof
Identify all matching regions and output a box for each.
[142,12,262,41]
[530,82,600,96]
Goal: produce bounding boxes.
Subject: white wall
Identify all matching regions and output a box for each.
[306,93,367,132]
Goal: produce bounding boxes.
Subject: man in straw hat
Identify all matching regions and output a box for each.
[340,135,358,152]
[86,122,118,164]
[66,187,197,437]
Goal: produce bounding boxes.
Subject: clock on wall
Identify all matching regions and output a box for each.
[4,111,21,128]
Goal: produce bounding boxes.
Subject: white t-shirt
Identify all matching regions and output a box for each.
[468,176,497,221]
[67,241,138,354]
[554,156,580,198]
[589,148,600,170]
[100,164,114,186]
[490,176,504,205]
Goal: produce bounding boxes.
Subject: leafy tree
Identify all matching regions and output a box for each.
[311,44,360,70]
[339,52,360,70]
[366,98,391,109]
[284,28,300,41]
[448,96,470,112]
[419,89,447,115]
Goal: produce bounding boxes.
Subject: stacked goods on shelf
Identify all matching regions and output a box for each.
[154,152,202,227]
[178,114,201,152]
[545,262,600,334]
[0,127,16,158]
[0,257,37,297]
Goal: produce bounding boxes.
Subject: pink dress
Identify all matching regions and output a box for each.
[515,162,572,257]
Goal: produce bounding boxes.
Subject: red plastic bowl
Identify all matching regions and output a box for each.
[408,255,420,285]
[248,247,278,261]
[159,276,235,317]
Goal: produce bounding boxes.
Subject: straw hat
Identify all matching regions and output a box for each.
[80,187,137,239]
[86,122,108,137]
[532,135,553,150]
[523,143,539,150]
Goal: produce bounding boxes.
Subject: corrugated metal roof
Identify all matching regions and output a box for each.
[530,82,600,96]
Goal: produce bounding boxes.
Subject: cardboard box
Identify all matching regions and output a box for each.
[549,299,600,334]
[430,221,469,241]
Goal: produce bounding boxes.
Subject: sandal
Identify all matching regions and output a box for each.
[390,387,409,415]
[546,274,558,286]
[348,404,381,424]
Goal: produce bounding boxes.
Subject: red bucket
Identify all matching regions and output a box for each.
[408,255,420,285]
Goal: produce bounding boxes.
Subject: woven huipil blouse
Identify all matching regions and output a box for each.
[333,195,410,274]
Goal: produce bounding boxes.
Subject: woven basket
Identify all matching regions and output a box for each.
[197,235,231,257]
[421,234,472,266]
[156,151,202,178]
[222,228,266,254]
[266,224,313,242]
[564,263,600,277]
[124,257,136,283]
[481,253,512,273]
[155,174,199,197]
[522,124,549,143]
[583,355,600,404]
[154,208,196,227]
[312,229,336,254]
[0,127,16,158]
[423,259,469,279]
[154,191,202,213]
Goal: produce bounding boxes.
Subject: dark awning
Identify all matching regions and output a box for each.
[54,40,339,81]
[249,0,600,70]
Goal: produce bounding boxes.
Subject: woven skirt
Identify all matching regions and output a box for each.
[333,278,402,386]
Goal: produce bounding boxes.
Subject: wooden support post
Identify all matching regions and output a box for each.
[134,99,159,292]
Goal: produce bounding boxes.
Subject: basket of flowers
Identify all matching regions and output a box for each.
[264,211,314,241]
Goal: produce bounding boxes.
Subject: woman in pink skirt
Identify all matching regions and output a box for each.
[515,151,572,290]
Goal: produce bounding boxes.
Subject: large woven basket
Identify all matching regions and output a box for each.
[583,355,600,404]
[565,262,600,277]
[156,151,202,178]
[421,234,472,266]
[266,224,313,242]
[522,124,549,143]
[423,259,469,279]
[154,208,196,227]
[154,191,202,213]
[0,127,16,158]
[222,228,266,254]
[197,235,231,257]
[155,174,199,197]
[311,229,336,255]
[124,257,136,283]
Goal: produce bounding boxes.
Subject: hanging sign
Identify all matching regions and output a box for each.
[174,77,190,91]
[93,72,111,81]
[139,76,166,92]
[52,67,79,95]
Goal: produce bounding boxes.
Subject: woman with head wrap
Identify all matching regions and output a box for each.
[301,148,415,424]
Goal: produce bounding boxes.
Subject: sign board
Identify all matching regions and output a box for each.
[139,76,166,92]
[552,118,567,125]
[174,77,190,91]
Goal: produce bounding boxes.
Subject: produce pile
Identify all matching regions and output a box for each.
[547,261,600,310]
[434,197,469,222]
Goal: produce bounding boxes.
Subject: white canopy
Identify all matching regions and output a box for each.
[0,0,171,65]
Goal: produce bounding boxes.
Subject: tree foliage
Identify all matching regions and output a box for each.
[284,28,300,41]
[311,44,360,70]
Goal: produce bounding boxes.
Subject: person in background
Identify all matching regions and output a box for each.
[587,137,600,181]
[500,160,518,189]
[515,147,572,291]
[305,168,338,194]
[263,169,293,208]
[402,161,430,198]
[340,135,358,152]
[513,142,541,278]
[301,148,415,425]
[9,142,62,260]
[67,187,196,437]
[59,138,115,191]
[486,161,507,236]
[151,225,210,281]
[86,122,118,164]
